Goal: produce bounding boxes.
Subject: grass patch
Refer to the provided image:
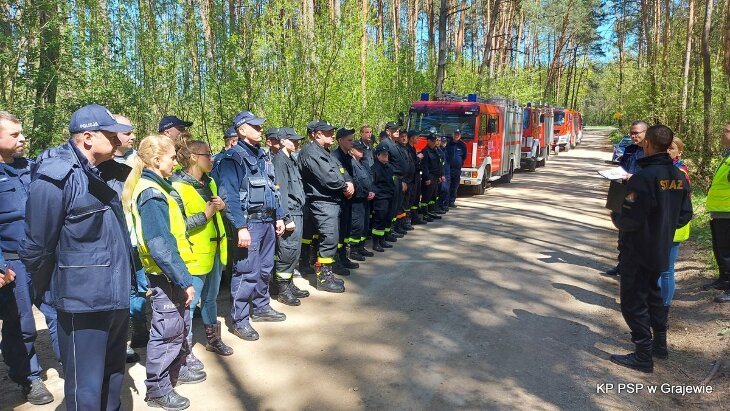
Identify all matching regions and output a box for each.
[687,187,717,271]
[608,128,626,144]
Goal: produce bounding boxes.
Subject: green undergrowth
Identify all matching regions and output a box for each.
[687,188,717,272]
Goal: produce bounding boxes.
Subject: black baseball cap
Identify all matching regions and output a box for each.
[374,144,389,155]
[307,120,336,133]
[233,111,265,128]
[336,127,355,139]
[281,127,305,141]
[158,115,193,133]
[224,126,237,139]
[69,104,133,134]
[385,121,398,129]
[426,133,439,141]
[352,140,367,151]
[265,127,283,139]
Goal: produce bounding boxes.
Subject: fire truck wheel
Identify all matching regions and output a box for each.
[473,172,489,195]
[499,161,514,184]
[538,147,547,167]
[528,158,537,172]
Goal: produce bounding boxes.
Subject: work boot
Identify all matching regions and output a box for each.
[714,290,730,303]
[251,307,286,322]
[605,265,620,276]
[185,336,204,372]
[338,248,359,269]
[22,378,53,405]
[350,247,366,261]
[379,237,393,249]
[372,237,384,252]
[130,319,150,348]
[411,212,425,225]
[290,280,310,298]
[276,279,301,306]
[703,278,730,290]
[653,330,668,359]
[205,322,233,356]
[146,389,190,411]
[332,261,351,276]
[403,216,415,231]
[176,367,207,385]
[231,323,259,341]
[391,229,405,238]
[316,264,345,293]
[384,233,398,243]
[357,244,374,257]
[609,346,653,373]
[126,344,140,363]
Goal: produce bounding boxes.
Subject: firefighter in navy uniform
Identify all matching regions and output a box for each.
[380,123,407,241]
[0,112,54,405]
[21,104,134,410]
[609,125,692,373]
[298,120,355,293]
[267,127,310,306]
[420,133,443,220]
[212,111,288,342]
[397,129,416,232]
[406,130,426,225]
[332,127,359,271]
[370,144,396,252]
[348,140,375,259]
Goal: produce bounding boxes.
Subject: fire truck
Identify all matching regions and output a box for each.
[551,108,583,152]
[520,103,554,171]
[407,93,522,195]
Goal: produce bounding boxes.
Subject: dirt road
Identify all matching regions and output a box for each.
[3,127,725,410]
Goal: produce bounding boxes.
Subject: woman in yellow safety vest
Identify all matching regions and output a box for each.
[171,140,232,362]
[122,134,205,410]
[659,136,691,307]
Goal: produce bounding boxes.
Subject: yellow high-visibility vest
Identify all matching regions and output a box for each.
[707,155,730,212]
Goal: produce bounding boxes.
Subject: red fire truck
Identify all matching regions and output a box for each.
[521,103,554,171]
[551,108,583,152]
[407,93,523,194]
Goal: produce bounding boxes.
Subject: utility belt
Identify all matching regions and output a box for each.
[247,209,274,222]
[2,252,19,261]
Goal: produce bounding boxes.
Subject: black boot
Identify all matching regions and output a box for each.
[411,211,425,225]
[175,367,207,384]
[290,280,310,298]
[205,322,233,356]
[653,330,668,359]
[610,346,653,373]
[316,264,345,293]
[403,215,415,231]
[357,244,374,257]
[714,289,730,303]
[605,264,620,276]
[126,344,140,363]
[350,246,366,261]
[702,277,730,290]
[251,307,286,322]
[384,233,398,242]
[146,389,190,410]
[422,212,434,222]
[380,237,393,249]
[338,248,359,269]
[21,379,53,405]
[372,237,384,252]
[332,260,351,276]
[130,319,150,348]
[299,245,315,276]
[276,278,301,306]
[185,335,204,371]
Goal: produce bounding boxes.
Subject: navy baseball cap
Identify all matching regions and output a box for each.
[281,127,305,141]
[265,127,283,139]
[352,140,367,151]
[233,111,265,128]
[69,104,133,134]
[426,133,439,141]
[374,144,389,155]
[307,120,336,133]
[224,126,237,139]
[385,121,398,129]
[158,115,193,133]
[336,127,355,139]
[454,129,462,133]
[407,130,418,138]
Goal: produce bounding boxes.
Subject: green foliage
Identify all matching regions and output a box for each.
[689,186,717,272]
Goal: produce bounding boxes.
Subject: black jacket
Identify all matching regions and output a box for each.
[271,150,305,218]
[371,160,395,200]
[399,143,416,183]
[298,141,348,203]
[380,137,407,176]
[351,157,373,199]
[421,146,443,182]
[618,153,693,272]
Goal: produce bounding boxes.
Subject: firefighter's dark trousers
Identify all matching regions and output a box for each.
[619,261,667,349]
[302,200,340,264]
[276,214,303,280]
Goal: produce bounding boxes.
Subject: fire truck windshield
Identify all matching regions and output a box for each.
[407,111,477,140]
[554,111,566,125]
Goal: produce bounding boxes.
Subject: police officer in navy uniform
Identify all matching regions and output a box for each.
[332,127,359,272]
[212,111,287,341]
[298,120,354,292]
[159,114,193,140]
[214,126,238,166]
[609,125,692,373]
[445,129,467,208]
[20,104,134,410]
[0,111,54,405]
[267,127,310,306]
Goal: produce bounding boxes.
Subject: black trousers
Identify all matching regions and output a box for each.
[302,200,340,263]
[390,176,404,225]
[276,214,303,279]
[711,218,730,280]
[339,200,353,247]
[371,198,391,237]
[619,261,667,348]
[349,199,368,244]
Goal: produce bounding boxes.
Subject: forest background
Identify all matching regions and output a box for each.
[2,0,730,184]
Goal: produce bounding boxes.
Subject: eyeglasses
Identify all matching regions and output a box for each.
[192,152,213,157]
[629,130,645,135]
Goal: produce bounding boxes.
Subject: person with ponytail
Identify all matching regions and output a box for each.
[171,140,233,361]
[123,134,206,411]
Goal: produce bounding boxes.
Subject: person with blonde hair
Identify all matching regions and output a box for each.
[171,140,233,360]
[123,134,206,410]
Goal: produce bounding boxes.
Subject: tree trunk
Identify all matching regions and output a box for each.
[361,0,368,112]
[435,0,449,96]
[681,0,695,129]
[32,0,61,152]
[378,0,385,46]
[478,0,500,74]
[392,0,400,60]
[455,0,467,63]
[200,0,215,60]
[543,0,573,100]
[700,0,714,177]
[723,0,730,79]
[427,0,435,57]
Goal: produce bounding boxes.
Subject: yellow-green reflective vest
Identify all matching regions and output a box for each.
[171,178,228,275]
[673,166,691,242]
[131,177,199,275]
[706,155,730,212]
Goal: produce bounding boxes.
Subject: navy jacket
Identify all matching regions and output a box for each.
[371,160,395,200]
[351,157,374,199]
[20,140,133,313]
[446,139,468,171]
[359,140,375,169]
[0,158,32,255]
[298,141,348,203]
[399,143,416,184]
[380,137,407,176]
[619,144,645,175]
[618,153,693,272]
[421,146,443,182]
[271,150,305,219]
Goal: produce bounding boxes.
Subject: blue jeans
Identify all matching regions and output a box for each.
[187,252,224,337]
[129,267,149,322]
[658,242,680,306]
